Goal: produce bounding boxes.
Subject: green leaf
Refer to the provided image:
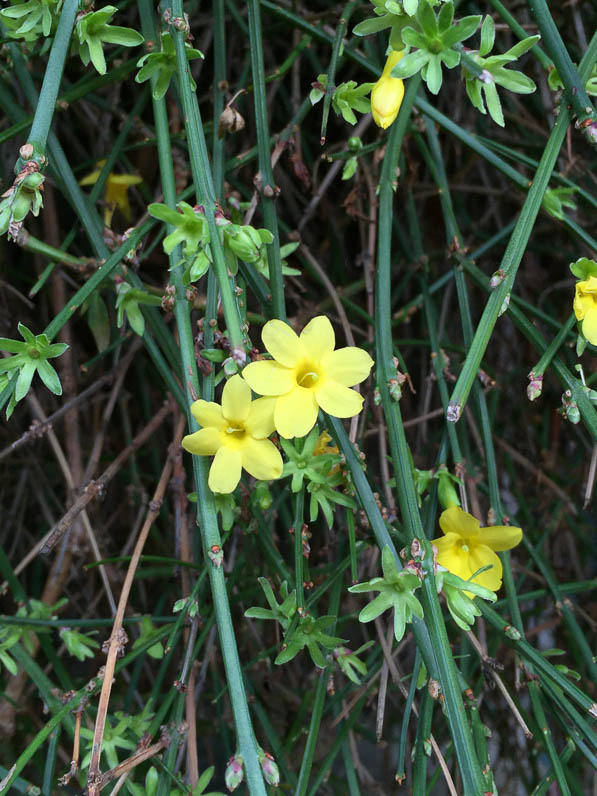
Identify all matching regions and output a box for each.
[425,54,443,94]
[504,35,541,60]
[352,16,393,36]
[100,25,144,46]
[479,15,495,57]
[244,607,278,621]
[87,35,107,75]
[570,257,597,280]
[358,592,394,623]
[417,0,438,37]
[15,361,36,401]
[484,81,504,126]
[442,15,481,47]
[391,47,429,78]
[87,292,110,352]
[36,359,63,395]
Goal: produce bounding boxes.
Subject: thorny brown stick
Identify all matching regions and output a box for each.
[41,400,172,554]
[86,412,184,794]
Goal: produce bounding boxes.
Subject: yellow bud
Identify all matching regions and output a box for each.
[371,50,405,130]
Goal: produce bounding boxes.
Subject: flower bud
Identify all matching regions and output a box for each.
[259,751,280,787]
[371,50,405,130]
[526,371,543,402]
[225,754,244,791]
[436,469,460,510]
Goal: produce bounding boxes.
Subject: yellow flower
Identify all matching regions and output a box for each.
[371,50,405,130]
[313,430,339,457]
[242,316,374,439]
[181,374,282,494]
[573,276,597,345]
[432,506,522,593]
[79,160,142,226]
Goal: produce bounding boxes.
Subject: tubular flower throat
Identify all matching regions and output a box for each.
[371,50,405,130]
[79,160,143,226]
[573,276,597,345]
[181,374,282,494]
[242,316,374,439]
[432,506,522,593]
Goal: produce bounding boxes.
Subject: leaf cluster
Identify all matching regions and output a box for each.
[0,323,68,418]
[349,546,424,641]
[74,6,144,76]
[135,32,204,101]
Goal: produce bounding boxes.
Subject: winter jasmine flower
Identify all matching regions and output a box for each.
[573,276,597,345]
[371,50,405,129]
[242,316,374,439]
[79,160,142,226]
[181,375,282,494]
[432,506,522,593]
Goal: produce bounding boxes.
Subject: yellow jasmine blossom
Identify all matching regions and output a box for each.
[79,160,143,226]
[432,506,522,593]
[242,316,374,440]
[313,430,339,457]
[371,50,405,129]
[181,374,282,494]
[573,276,597,345]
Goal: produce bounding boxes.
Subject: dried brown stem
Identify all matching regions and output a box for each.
[41,400,172,554]
[86,414,183,793]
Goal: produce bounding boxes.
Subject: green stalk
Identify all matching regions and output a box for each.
[446,108,569,422]
[319,0,359,145]
[169,0,247,361]
[528,0,597,132]
[447,29,597,421]
[247,0,286,320]
[294,488,305,610]
[137,0,266,789]
[375,80,485,795]
[23,0,79,157]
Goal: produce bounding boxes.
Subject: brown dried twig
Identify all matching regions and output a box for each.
[86,413,184,794]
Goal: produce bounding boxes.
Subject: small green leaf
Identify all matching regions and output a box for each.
[36,359,63,395]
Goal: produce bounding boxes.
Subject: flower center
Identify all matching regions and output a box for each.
[296,363,321,389]
[460,544,469,553]
[225,425,246,442]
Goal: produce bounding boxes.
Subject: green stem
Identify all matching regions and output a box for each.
[375,80,485,795]
[25,0,80,157]
[137,0,266,789]
[247,0,285,320]
[294,489,305,610]
[528,0,597,133]
[447,28,597,420]
[169,0,247,361]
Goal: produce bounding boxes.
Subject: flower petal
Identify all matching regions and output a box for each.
[314,380,364,418]
[222,374,251,422]
[321,346,373,386]
[480,525,522,552]
[433,533,474,582]
[181,427,222,456]
[439,506,480,540]
[208,447,242,493]
[299,315,335,362]
[469,545,502,591]
[241,437,283,481]
[582,311,597,345]
[262,319,304,367]
[190,400,226,430]
[242,360,295,396]
[245,396,276,438]
[274,387,319,438]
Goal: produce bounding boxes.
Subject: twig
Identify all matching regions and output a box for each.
[493,435,578,515]
[41,400,172,554]
[466,629,533,739]
[0,371,114,462]
[86,414,183,794]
